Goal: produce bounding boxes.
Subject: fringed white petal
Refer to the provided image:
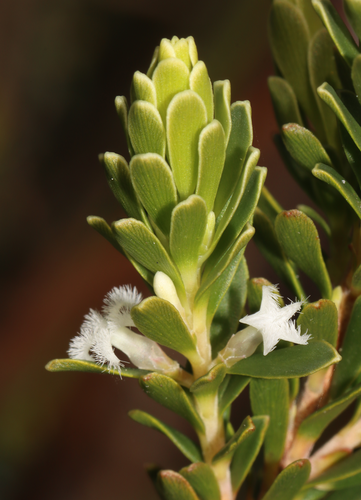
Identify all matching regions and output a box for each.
[279,322,311,346]
[67,309,104,361]
[92,322,125,374]
[68,328,95,361]
[259,284,281,314]
[102,285,142,328]
[68,308,125,373]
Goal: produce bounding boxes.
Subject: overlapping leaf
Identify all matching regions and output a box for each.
[132,297,198,362]
[129,409,202,462]
[139,372,204,433]
[180,464,220,500]
[229,341,341,378]
[275,209,332,299]
[250,378,289,469]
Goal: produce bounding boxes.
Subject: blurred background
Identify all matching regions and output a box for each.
[0,0,344,499]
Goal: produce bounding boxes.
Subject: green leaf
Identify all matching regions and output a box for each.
[189,61,214,123]
[112,218,184,297]
[269,1,322,132]
[86,215,123,252]
[331,295,361,398]
[297,0,324,36]
[45,358,147,378]
[294,489,327,500]
[173,38,192,70]
[213,80,231,146]
[324,484,361,499]
[202,168,264,322]
[131,71,157,106]
[167,90,207,199]
[352,263,361,290]
[129,409,202,462]
[210,167,267,270]
[318,82,361,151]
[274,134,326,211]
[345,0,361,42]
[250,378,289,467]
[341,122,361,188]
[253,209,306,300]
[139,372,204,433]
[275,209,332,299]
[308,28,340,146]
[195,120,226,212]
[212,415,255,464]
[158,39,176,61]
[114,95,134,156]
[225,420,235,441]
[101,152,150,226]
[263,459,311,500]
[187,36,198,67]
[180,463,221,500]
[158,470,200,500]
[132,297,198,362]
[229,340,341,378]
[130,153,177,236]
[313,163,361,219]
[289,377,300,401]
[87,216,154,286]
[297,299,338,347]
[170,195,207,281]
[352,55,361,108]
[209,256,249,355]
[306,449,361,490]
[152,57,190,125]
[128,101,166,157]
[211,147,260,254]
[196,224,254,305]
[312,0,359,67]
[282,124,332,171]
[219,375,250,415]
[296,205,331,238]
[146,45,159,78]
[190,363,227,396]
[268,76,304,129]
[214,101,253,216]
[297,382,361,444]
[258,187,283,223]
[231,415,269,494]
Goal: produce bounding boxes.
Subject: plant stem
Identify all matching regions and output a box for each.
[195,392,233,500]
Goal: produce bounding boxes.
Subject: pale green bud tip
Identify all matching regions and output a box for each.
[154,271,185,314]
[149,36,198,76]
[331,286,342,308]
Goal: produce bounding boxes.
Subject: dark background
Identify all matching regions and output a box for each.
[0,1,344,499]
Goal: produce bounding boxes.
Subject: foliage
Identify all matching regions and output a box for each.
[46,2,361,498]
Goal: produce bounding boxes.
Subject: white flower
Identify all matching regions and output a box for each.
[68,285,179,375]
[241,285,310,355]
[218,285,311,367]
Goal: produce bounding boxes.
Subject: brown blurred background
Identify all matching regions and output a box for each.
[0,0,344,499]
